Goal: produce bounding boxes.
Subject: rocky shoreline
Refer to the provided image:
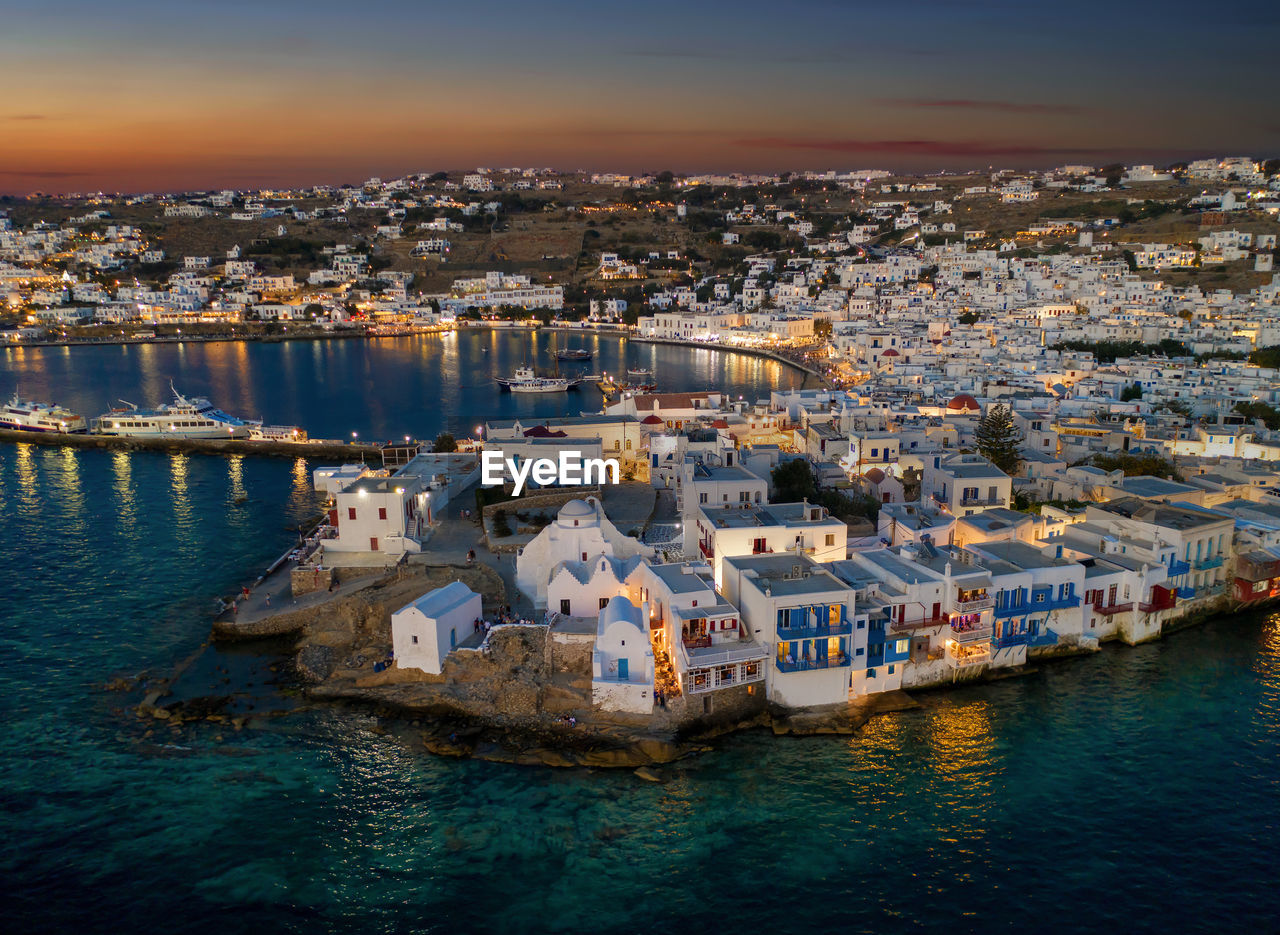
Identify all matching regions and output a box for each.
[192,562,1248,770]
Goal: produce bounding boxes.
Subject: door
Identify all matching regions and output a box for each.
[560,599,571,615]
[369,537,379,551]
[617,658,629,680]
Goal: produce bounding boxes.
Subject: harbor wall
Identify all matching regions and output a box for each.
[0,427,387,462]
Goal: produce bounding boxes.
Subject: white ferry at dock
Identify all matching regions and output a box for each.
[0,392,89,434]
[91,384,260,439]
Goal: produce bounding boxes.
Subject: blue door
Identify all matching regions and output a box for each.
[617,658,629,680]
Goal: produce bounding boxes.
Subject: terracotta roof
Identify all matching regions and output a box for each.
[881,348,900,357]
[865,467,886,483]
[524,425,568,437]
[641,414,665,425]
[947,393,980,412]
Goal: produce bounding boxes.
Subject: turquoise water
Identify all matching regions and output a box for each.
[2,338,1278,933]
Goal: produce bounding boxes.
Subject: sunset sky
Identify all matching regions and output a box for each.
[2,0,1276,194]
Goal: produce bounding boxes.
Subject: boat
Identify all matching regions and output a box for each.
[627,367,653,380]
[0,392,88,433]
[556,348,592,361]
[495,366,580,394]
[92,383,260,438]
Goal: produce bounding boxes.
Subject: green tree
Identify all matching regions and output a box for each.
[1248,345,1280,368]
[975,404,1024,475]
[1120,383,1143,401]
[432,432,458,452]
[1234,400,1280,430]
[771,458,818,502]
[957,311,980,325]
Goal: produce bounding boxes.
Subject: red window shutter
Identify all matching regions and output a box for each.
[370,537,379,551]
[348,507,357,521]
[378,507,387,521]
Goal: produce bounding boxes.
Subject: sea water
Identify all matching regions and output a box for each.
[1,337,1278,934]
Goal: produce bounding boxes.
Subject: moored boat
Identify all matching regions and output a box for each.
[0,392,88,434]
[92,384,259,438]
[555,348,592,361]
[496,366,581,394]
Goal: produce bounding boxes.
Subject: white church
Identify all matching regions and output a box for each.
[391,580,482,674]
[516,498,655,612]
[592,595,655,713]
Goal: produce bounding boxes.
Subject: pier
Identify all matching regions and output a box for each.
[0,427,395,462]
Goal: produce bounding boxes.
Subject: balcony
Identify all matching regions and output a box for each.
[1138,593,1176,613]
[686,659,766,695]
[960,496,1005,507]
[778,620,854,640]
[953,594,994,613]
[1194,555,1224,571]
[889,613,949,632]
[682,635,712,650]
[946,641,990,668]
[994,631,1030,649]
[1091,602,1134,616]
[993,602,1034,619]
[949,623,993,644]
[1167,559,1191,577]
[775,653,851,673]
[698,541,714,560]
[1041,594,1081,610]
[1028,628,1059,648]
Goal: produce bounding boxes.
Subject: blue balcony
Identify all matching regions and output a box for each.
[1028,628,1059,648]
[1175,586,1195,600]
[1168,559,1191,577]
[1194,555,1224,571]
[1041,595,1081,610]
[777,620,854,640]
[994,602,1033,619]
[775,654,851,673]
[994,631,1030,649]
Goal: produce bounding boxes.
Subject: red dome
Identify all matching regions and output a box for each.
[947,393,980,412]
[864,467,886,483]
[881,348,900,356]
[641,414,665,425]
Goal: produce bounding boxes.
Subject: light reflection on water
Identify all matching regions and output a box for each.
[0,332,806,442]
[0,343,1276,932]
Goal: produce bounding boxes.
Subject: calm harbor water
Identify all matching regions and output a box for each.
[1,336,1278,934]
[0,330,803,441]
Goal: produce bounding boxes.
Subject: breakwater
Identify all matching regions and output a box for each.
[0,427,389,461]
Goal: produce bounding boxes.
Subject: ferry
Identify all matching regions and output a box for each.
[495,366,581,394]
[92,384,260,438]
[0,392,88,433]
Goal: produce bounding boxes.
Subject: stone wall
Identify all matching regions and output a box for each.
[482,486,603,521]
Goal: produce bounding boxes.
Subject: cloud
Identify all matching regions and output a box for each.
[2,114,49,121]
[881,98,1085,115]
[735,137,1107,157]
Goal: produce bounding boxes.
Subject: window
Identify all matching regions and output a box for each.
[369,537,379,551]
[888,665,895,675]
[867,668,877,678]
[411,634,418,644]
[560,599,571,614]
[599,597,609,610]
[825,534,835,547]
[699,492,708,503]
[378,507,387,521]
[348,507,357,521]
[856,647,864,656]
